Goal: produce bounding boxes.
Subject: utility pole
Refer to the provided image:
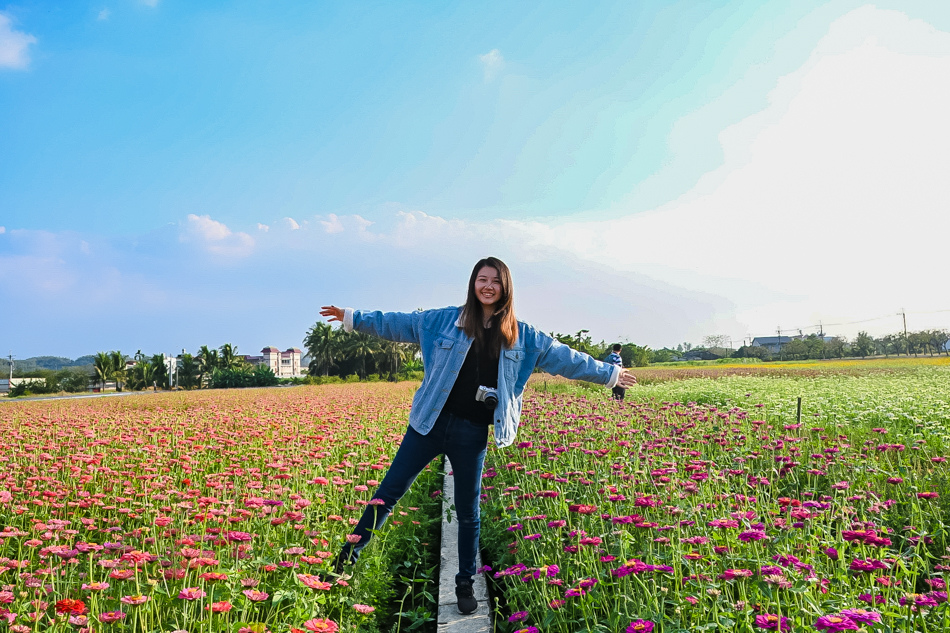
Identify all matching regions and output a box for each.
[901,308,909,356]
[7,352,12,382]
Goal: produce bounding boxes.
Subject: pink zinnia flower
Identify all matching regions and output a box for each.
[99,611,126,623]
[178,587,206,600]
[243,590,269,602]
[626,620,654,633]
[352,604,374,614]
[302,618,339,632]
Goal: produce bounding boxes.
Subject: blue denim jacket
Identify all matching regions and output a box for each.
[343,306,620,447]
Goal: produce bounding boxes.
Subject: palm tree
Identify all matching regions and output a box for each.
[304,322,341,376]
[127,360,153,391]
[178,353,199,389]
[218,343,244,370]
[149,354,169,390]
[93,352,112,391]
[344,331,382,379]
[376,340,412,381]
[197,346,218,388]
[109,350,126,392]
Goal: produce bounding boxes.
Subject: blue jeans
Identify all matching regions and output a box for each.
[338,409,489,583]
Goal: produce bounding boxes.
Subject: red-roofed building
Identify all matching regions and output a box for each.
[243,347,304,378]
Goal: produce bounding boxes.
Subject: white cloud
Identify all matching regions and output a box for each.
[319,213,344,234]
[257,223,269,232]
[284,217,301,231]
[479,48,504,81]
[0,226,5,234]
[98,9,111,21]
[179,214,255,258]
[483,6,950,341]
[0,13,37,70]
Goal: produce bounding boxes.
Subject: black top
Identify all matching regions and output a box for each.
[444,339,498,426]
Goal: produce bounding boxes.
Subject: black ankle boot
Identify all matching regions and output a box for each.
[455,578,477,615]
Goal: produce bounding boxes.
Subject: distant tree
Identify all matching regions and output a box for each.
[93,352,112,390]
[197,346,218,387]
[149,354,169,389]
[851,331,887,358]
[782,339,809,361]
[126,360,153,391]
[703,335,730,350]
[178,353,199,389]
[733,345,771,361]
[109,351,126,391]
[824,337,847,359]
[345,331,382,379]
[304,322,341,377]
[803,334,826,359]
[620,344,651,367]
[218,344,244,370]
[929,329,949,356]
[650,348,679,363]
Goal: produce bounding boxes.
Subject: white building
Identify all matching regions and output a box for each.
[243,347,304,378]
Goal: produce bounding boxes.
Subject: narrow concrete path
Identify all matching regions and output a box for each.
[438,457,491,633]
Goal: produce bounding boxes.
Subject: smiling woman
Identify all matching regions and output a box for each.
[318,256,637,616]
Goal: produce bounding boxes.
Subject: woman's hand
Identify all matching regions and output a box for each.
[618,369,638,388]
[320,305,345,323]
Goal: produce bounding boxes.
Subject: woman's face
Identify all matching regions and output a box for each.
[474,266,502,309]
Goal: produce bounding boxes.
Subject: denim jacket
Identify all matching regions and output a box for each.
[343,306,620,448]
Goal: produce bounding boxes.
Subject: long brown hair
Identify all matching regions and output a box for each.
[461,257,518,353]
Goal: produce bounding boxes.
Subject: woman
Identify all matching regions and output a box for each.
[319,256,637,615]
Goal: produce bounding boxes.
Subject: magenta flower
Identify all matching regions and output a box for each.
[840,609,881,625]
[738,530,768,542]
[815,614,859,631]
[508,611,528,622]
[626,620,654,633]
[754,614,790,631]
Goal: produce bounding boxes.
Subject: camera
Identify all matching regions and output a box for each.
[475,385,498,410]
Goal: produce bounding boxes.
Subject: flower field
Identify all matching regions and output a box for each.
[0,384,441,633]
[2,363,950,633]
[482,366,950,632]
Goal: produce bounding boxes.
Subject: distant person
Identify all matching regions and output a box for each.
[604,343,626,401]
[319,256,637,615]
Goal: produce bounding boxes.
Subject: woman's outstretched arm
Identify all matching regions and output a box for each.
[320,305,423,344]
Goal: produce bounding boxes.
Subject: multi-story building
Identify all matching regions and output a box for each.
[243,347,304,378]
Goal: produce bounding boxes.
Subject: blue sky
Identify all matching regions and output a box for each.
[2,1,950,359]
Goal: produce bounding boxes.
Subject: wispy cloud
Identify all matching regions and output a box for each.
[97,9,111,21]
[179,214,255,258]
[0,13,37,70]
[140,0,160,8]
[257,223,269,232]
[319,213,344,234]
[0,226,5,234]
[479,48,504,81]
[284,217,301,230]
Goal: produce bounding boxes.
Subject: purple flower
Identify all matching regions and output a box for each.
[840,609,881,625]
[754,614,790,631]
[738,530,768,542]
[823,547,839,561]
[815,614,859,631]
[626,621,654,633]
[508,611,528,623]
